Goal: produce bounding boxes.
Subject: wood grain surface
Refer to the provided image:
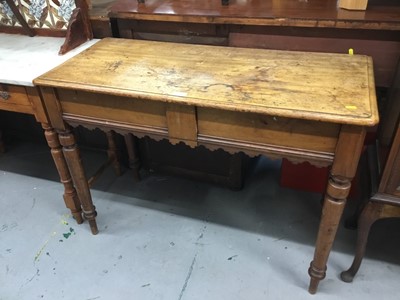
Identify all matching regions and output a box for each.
[35,38,378,126]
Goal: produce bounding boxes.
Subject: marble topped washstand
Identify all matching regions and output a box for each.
[0,33,98,223]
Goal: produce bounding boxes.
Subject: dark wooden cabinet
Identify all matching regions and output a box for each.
[341,60,400,283]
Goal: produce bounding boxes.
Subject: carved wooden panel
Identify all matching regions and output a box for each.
[0,0,75,30]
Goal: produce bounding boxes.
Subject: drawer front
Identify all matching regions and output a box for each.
[0,84,33,114]
[57,89,168,129]
[197,107,340,154]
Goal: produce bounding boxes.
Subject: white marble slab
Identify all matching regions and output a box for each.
[0,33,99,86]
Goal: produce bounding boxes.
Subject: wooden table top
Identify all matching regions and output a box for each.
[109,0,400,30]
[34,38,378,126]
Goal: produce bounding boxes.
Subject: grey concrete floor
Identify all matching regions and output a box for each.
[0,138,399,300]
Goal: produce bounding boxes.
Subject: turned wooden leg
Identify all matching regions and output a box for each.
[0,129,5,153]
[106,130,122,176]
[309,175,350,293]
[58,127,98,235]
[42,123,83,224]
[124,133,141,182]
[341,202,382,282]
[308,125,366,294]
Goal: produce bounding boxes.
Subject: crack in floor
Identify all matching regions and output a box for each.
[178,254,197,300]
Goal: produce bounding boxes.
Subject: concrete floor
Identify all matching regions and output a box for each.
[1,138,399,300]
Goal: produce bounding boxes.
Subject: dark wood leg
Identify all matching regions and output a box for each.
[106,130,122,176]
[124,133,141,182]
[308,125,366,294]
[0,129,5,153]
[42,123,83,224]
[228,153,243,190]
[58,127,98,235]
[340,202,382,282]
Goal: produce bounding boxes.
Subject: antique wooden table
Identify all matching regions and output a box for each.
[34,38,378,294]
[0,33,98,222]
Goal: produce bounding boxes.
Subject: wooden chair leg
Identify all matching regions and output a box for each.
[341,202,383,282]
[106,130,122,176]
[344,196,370,230]
[0,129,5,153]
[42,123,83,224]
[58,126,98,235]
[124,133,141,182]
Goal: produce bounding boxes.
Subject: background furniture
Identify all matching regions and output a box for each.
[341,121,400,282]
[0,0,92,51]
[341,61,400,283]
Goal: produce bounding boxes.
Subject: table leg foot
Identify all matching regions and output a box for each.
[83,206,98,235]
[88,220,99,235]
[340,270,355,283]
[308,278,319,294]
[341,202,381,283]
[72,211,84,224]
[308,262,326,294]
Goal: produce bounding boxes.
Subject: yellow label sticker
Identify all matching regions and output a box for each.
[348,48,354,55]
[345,105,357,110]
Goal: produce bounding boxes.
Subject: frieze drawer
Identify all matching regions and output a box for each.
[0,84,33,114]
